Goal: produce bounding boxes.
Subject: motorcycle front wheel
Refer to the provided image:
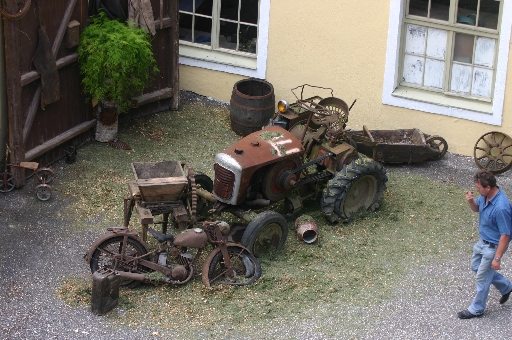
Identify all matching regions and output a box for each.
[202,246,261,287]
[90,236,149,288]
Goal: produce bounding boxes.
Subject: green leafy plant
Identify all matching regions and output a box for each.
[78,12,158,113]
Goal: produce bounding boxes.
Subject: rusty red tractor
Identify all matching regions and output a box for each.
[197,85,388,256]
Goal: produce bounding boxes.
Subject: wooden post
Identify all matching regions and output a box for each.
[170,0,179,110]
[3,0,25,186]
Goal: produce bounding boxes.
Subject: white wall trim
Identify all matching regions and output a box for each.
[382,0,512,126]
[179,0,270,79]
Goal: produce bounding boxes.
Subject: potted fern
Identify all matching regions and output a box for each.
[78,12,158,142]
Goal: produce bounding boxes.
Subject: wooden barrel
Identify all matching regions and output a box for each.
[230,78,275,136]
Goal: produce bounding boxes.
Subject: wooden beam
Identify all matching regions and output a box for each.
[4,0,25,186]
[53,0,77,57]
[134,87,173,107]
[22,87,41,143]
[25,119,96,161]
[152,17,171,30]
[21,53,78,86]
[169,1,180,110]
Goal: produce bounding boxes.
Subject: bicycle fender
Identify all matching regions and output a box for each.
[201,243,253,287]
[83,228,148,264]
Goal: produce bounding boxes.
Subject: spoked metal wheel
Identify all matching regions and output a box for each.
[35,184,52,201]
[0,170,15,193]
[202,245,261,287]
[90,236,149,288]
[425,135,448,160]
[36,167,54,184]
[474,131,512,174]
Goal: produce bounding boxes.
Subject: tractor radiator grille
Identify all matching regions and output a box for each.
[214,163,235,200]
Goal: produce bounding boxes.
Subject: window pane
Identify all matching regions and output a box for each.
[457,0,478,26]
[194,17,212,46]
[409,0,429,17]
[239,24,257,53]
[430,0,449,21]
[479,0,500,29]
[426,28,447,59]
[241,0,259,24]
[451,63,472,93]
[424,58,444,88]
[179,13,193,42]
[195,0,213,16]
[474,37,495,67]
[179,0,210,13]
[472,67,493,97]
[221,0,239,21]
[405,25,426,55]
[453,33,474,63]
[219,20,238,50]
[403,55,424,85]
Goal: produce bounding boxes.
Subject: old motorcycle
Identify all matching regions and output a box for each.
[84,220,261,288]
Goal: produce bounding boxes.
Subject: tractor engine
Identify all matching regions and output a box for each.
[213,126,304,205]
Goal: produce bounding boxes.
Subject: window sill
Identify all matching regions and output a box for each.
[392,86,492,114]
[180,44,257,70]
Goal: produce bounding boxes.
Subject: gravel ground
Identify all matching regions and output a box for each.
[2,93,512,339]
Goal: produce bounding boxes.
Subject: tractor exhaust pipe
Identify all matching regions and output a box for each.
[243,199,271,208]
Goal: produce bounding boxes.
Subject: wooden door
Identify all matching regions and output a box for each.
[2,0,179,186]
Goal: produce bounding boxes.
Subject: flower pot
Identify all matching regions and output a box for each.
[95,101,118,142]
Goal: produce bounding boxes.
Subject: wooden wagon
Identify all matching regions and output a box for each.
[346,126,448,163]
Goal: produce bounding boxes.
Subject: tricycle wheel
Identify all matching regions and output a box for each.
[473,131,512,174]
[35,184,52,201]
[0,170,15,193]
[202,246,261,287]
[90,236,149,288]
[241,210,288,257]
[36,167,54,184]
[321,157,388,223]
[425,135,448,160]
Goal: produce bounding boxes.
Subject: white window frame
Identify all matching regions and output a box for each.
[179,0,270,79]
[382,0,512,125]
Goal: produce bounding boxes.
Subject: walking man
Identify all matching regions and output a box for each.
[458,169,512,319]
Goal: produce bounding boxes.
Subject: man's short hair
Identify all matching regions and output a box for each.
[474,170,497,188]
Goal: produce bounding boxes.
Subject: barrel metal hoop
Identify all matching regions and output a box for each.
[229,99,275,112]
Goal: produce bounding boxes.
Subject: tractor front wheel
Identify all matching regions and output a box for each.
[241,211,288,257]
[321,157,388,223]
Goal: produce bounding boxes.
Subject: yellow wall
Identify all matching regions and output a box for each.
[179,0,512,156]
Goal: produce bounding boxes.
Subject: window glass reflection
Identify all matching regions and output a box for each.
[479,0,500,29]
[409,0,429,17]
[430,0,449,21]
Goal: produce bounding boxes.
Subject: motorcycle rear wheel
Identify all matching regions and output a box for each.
[202,246,261,287]
[90,236,149,288]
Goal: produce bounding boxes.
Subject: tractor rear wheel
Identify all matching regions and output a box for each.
[321,157,387,223]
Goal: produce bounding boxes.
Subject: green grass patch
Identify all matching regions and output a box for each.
[56,98,477,334]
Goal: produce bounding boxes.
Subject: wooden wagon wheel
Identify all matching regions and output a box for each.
[425,135,448,160]
[473,131,512,174]
[0,0,31,20]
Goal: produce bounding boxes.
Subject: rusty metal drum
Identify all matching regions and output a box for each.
[230,78,275,136]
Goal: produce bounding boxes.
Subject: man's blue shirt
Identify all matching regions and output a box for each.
[476,187,512,244]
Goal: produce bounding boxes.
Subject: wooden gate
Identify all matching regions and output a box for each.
[2,0,179,186]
